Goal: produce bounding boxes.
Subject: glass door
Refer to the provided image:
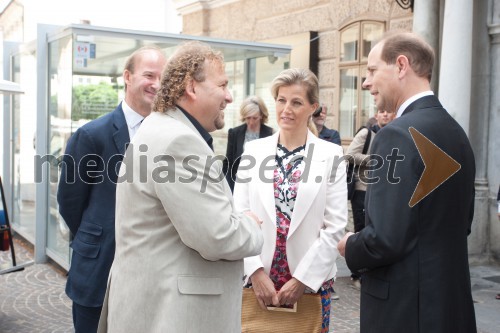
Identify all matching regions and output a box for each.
[11,49,37,242]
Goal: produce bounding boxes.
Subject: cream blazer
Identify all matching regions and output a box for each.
[98,109,263,333]
[233,131,347,291]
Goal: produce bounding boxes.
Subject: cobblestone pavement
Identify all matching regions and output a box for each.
[1,236,499,333]
[0,237,360,333]
[0,239,71,333]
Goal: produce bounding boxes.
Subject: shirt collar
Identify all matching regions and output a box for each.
[396,91,434,118]
[176,105,214,151]
[122,99,144,128]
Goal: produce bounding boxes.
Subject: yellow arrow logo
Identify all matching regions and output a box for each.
[408,127,461,207]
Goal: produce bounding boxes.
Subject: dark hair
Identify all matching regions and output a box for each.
[312,106,322,117]
[380,32,435,82]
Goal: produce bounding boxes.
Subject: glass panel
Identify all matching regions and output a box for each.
[214,53,290,155]
[212,60,245,156]
[47,35,73,264]
[42,28,291,267]
[361,22,384,61]
[11,50,37,242]
[247,58,256,96]
[339,67,359,138]
[254,55,289,130]
[359,66,377,128]
[340,24,359,62]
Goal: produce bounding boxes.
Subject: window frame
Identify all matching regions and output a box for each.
[338,21,385,139]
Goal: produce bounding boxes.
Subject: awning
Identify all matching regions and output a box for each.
[0,79,23,94]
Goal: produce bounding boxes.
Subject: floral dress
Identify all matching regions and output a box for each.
[270,143,333,333]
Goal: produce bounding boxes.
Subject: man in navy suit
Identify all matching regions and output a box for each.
[312,105,341,145]
[338,32,476,332]
[57,46,166,333]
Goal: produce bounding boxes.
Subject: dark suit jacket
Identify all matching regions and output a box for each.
[318,126,341,145]
[223,123,273,191]
[345,95,476,333]
[57,104,129,308]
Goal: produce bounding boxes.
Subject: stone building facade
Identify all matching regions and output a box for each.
[176,0,413,142]
[175,0,500,263]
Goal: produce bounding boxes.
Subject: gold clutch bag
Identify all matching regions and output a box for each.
[241,288,322,333]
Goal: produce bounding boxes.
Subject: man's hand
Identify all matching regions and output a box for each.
[337,232,355,257]
[249,269,279,310]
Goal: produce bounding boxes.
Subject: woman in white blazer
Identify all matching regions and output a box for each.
[233,68,347,332]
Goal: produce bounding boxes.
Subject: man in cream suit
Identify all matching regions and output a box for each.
[98,41,264,333]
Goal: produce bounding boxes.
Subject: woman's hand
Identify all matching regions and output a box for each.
[249,268,279,310]
[277,278,306,306]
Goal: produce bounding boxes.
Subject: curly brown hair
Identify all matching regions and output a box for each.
[153,41,224,112]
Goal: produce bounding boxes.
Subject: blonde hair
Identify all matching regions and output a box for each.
[270,68,319,105]
[239,95,269,124]
[271,68,319,136]
[308,117,319,136]
[153,41,224,112]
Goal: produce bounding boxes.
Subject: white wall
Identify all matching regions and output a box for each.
[22,0,181,41]
[0,0,182,180]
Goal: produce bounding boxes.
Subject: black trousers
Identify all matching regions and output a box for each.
[351,190,366,233]
[72,302,102,333]
[350,190,366,279]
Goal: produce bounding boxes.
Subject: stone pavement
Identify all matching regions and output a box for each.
[1,236,499,333]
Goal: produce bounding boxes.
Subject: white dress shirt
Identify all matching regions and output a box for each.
[121,100,144,139]
[396,91,434,118]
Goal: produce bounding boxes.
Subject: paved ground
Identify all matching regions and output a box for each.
[1,236,499,332]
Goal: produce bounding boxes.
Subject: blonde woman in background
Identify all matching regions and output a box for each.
[223,95,274,191]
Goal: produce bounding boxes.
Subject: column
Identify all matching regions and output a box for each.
[438,0,473,136]
[466,0,493,260]
[412,0,441,92]
[487,2,500,258]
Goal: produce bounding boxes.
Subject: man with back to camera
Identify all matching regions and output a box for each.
[337,31,476,332]
[57,46,166,333]
[97,41,264,333]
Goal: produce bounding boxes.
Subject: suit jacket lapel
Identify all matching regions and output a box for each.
[259,124,271,138]
[288,132,326,238]
[112,103,130,155]
[236,124,247,158]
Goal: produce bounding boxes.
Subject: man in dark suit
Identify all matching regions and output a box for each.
[312,105,341,145]
[337,32,476,332]
[57,46,166,333]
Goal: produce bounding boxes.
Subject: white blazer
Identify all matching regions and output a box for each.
[233,131,348,291]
